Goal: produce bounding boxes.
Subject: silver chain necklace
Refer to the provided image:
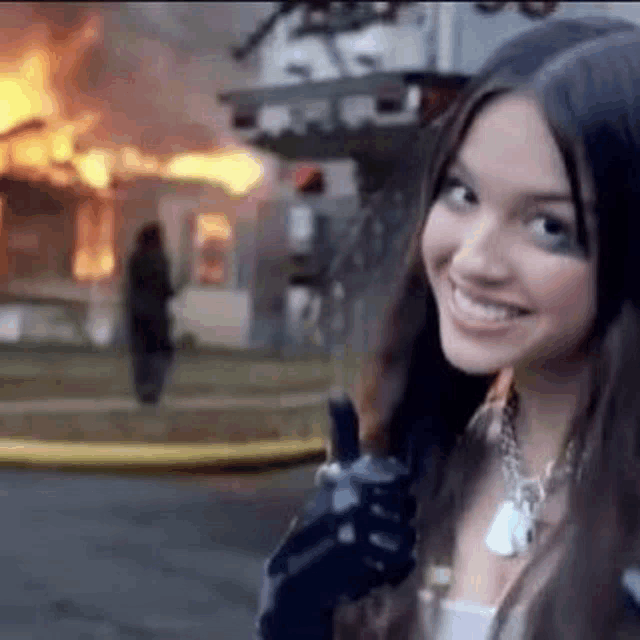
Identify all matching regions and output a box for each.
[484,385,584,557]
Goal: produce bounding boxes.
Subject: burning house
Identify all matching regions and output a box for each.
[9,2,638,354]
[0,3,276,349]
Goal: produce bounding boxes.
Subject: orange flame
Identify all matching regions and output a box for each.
[196,213,232,247]
[164,150,264,196]
[0,21,264,197]
[0,50,59,135]
[73,199,115,282]
[0,11,265,282]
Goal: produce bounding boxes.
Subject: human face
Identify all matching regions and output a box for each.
[421,94,596,375]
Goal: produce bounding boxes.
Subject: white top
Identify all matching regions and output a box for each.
[417,569,640,639]
[435,600,496,640]
[419,591,524,640]
[419,592,495,640]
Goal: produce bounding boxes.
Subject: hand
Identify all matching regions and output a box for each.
[255,453,417,639]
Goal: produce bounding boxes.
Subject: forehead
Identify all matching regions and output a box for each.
[456,93,570,195]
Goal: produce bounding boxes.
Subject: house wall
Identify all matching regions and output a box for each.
[171,289,252,348]
[4,181,74,284]
[157,183,258,349]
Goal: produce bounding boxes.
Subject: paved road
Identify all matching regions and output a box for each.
[0,463,320,639]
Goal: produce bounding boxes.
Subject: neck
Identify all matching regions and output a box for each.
[511,357,592,477]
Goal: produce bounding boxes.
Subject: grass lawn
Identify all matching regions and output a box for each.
[0,348,369,445]
[0,349,336,400]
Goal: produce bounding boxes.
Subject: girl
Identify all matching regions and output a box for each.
[126,223,176,405]
[257,16,640,639]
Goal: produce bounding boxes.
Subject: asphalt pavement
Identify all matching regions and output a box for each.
[0,462,320,639]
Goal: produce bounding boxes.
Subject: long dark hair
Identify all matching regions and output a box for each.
[135,222,164,253]
[336,16,640,640]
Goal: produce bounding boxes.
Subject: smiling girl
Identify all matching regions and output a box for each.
[257,16,640,640]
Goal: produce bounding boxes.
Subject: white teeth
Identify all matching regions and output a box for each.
[453,287,521,322]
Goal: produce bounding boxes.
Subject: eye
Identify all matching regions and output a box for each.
[528,215,574,251]
[438,176,477,210]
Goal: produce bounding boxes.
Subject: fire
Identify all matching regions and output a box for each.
[119,147,159,174]
[0,22,264,197]
[164,150,264,196]
[73,199,115,281]
[49,124,75,162]
[196,214,232,246]
[0,50,60,136]
[72,149,116,190]
[0,10,266,283]
[0,46,264,196]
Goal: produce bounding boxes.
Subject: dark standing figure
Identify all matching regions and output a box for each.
[126,223,175,405]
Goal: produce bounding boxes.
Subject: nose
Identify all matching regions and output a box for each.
[451,213,511,285]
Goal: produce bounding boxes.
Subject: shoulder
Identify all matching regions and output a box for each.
[621,567,640,618]
[148,249,169,268]
[129,251,145,267]
[610,566,640,640]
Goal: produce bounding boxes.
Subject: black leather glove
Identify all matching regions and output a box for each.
[255,395,417,640]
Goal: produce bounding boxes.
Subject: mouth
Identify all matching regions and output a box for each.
[448,282,532,326]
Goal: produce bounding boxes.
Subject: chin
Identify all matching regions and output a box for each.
[441,348,506,376]
[439,332,520,376]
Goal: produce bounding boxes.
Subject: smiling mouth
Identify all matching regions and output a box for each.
[451,283,531,323]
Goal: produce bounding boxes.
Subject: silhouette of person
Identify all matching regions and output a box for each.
[126,223,176,405]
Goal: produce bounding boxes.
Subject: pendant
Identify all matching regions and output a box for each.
[484,500,536,557]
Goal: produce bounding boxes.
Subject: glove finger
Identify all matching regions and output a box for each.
[361,528,417,568]
[361,552,416,578]
[359,509,417,544]
[304,543,389,607]
[346,456,411,488]
[366,491,417,523]
[282,520,414,583]
[366,523,417,553]
[269,501,414,576]
[356,550,414,590]
[361,477,413,498]
[333,515,414,551]
[344,504,416,547]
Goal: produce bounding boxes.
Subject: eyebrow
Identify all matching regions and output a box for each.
[448,159,574,203]
[527,193,574,203]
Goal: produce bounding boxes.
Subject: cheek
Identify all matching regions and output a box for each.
[521,255,595,320]
[421,205,456,269]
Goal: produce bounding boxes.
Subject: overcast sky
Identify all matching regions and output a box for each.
[119,2,277,56]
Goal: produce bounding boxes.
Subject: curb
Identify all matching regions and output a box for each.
[0,436,327,471]
[0,391,330,471]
